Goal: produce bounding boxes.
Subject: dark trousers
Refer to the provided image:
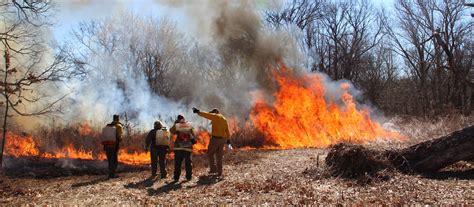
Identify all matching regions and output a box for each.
[174,150,192,180]
[151,145,168,177]
[105,144,119,177]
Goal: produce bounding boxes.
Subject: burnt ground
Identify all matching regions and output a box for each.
[0,147,472,205]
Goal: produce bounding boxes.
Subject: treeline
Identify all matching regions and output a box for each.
[1,0,473,121]
[266,0,473,116]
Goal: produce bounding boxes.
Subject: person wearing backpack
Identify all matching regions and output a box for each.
[102,114,123,179]
[170,115,196,182]
[145,120,170,178]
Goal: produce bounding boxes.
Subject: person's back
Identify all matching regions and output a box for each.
[170,115,196,182]
[145,121,170,178]
[173,121,194,151]
[103,114,123,179]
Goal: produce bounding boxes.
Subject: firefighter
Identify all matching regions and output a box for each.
[193,107,231,177]
[170,115,196,182]
[145,121,170,178]
[104,114,123,179]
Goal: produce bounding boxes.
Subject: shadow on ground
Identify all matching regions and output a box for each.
[424,169,474,180]
[195,175,223,186]
[124,176,159,189]
[147,181,183,196]
[71,177,109,188]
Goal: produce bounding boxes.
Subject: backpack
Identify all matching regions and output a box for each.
[155,128,170,146]
[101,126,116,143]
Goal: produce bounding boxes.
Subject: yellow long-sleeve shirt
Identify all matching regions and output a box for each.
[197,111,230,139]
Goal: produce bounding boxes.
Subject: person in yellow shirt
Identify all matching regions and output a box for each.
[193,107,230,177]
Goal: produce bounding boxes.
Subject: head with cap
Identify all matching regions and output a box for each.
[154,120,163,130]
[209,108,220,114]
[113,114,120,122]
[176,114,185,123]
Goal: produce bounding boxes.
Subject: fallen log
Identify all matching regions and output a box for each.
[326,125,474,178]
[388,125,474,173]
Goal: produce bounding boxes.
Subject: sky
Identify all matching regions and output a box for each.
[51,0,395,43]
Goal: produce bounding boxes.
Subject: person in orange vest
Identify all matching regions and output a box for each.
[193,107,231,177]
[170,115,196,182]
[103,114,123,179]
[145,120,170,178]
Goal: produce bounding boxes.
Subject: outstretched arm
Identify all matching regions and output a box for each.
[197,111,218,121]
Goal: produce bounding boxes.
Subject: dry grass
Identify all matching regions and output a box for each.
[1,148,472,205]
[0,115,473,205]
[389,114,474,147]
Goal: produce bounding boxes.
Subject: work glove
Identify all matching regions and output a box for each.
[226,141,233,151]
[192,107,200,113]
[191,139,197,145]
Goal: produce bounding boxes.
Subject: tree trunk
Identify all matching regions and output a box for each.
[0,45,10,170]
[326,125,474,178]
[388,125,474,173]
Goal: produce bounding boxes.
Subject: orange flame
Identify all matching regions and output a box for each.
[4,131,152,165]
[4,64,403,165]
[250,64,401,148]
[42,144,94,160]
[4,129,213,166]
[75,122,94,137]
[193,130,210,153]
[5,132,39,157]
[117,149,150,166]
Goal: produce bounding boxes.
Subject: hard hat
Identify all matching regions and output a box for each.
[209,108,220,114]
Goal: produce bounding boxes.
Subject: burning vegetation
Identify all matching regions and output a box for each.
[0,0,472,205]
[3,63,402,166]
[251,64,402,148]
[4,124,212,166]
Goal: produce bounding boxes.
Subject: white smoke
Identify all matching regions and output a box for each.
[11,0,378,132]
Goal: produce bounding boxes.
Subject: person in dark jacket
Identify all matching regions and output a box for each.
[145,121,170,178]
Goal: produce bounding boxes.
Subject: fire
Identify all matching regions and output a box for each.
[43,144,94,160]
[251,64,401,148]
[193,130,210,153]
[4,131,151,165]
[4,129,213,166]
[3,64,402,166]
[74,122,94,137]
[118,149,150,166]
[5,132,39,157]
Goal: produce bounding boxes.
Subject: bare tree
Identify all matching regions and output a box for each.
[0,1,73,168]
[266,0,384,81]
[357,42,400,111]
[383,0,473,116]
[70,14,188,97]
